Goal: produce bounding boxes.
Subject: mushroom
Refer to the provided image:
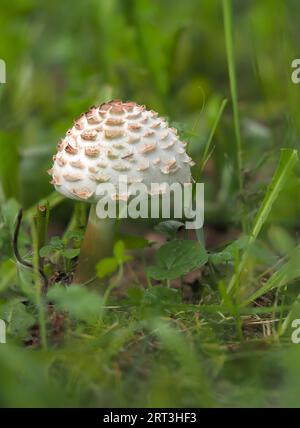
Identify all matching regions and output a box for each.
[49,100,194,284]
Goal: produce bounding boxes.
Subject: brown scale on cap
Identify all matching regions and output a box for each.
[150,122,160,129]
[139,143,157,154]
[65,144,78,155]
[89,172,110,183]
[71,188,94,200]
[106,118,124,126]
[81,129,98,141]
[107,149,119,159]
[162,140,176,150]
[112,162,130,172]
[63,173,82,182]
[74,115,86,130]
[86,108,101,125]
[50,100,194,202]
[50,175,61,186]
[85,147,100,157]
[56,156,67,167]
[161,158,178,174]
[127,112,141,120]
[144,130,155,138]
[105,130,124,139]
[128,123,141,132]
[70,159,85,169]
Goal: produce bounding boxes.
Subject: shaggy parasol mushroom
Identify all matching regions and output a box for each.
[49,100,195,284]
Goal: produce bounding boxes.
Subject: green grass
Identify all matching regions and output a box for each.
[1,0,300,408]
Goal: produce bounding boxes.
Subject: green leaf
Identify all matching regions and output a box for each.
[63,248,80,259]
[119,235,149,249]
[209,236,248,264]
[113,240,132,263]
[113,240,125,261]
[96,257,118,279]
[47,285,103,321]
[154,220,185,240]
[147,240,208,280]
[0,301,35,339]
[2,199,21,233]
[39,245,53,258]
[64,230,84,244]
[49,236,65,249]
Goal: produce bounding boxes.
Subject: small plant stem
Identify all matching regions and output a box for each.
[30,219,47,350]
[196,227,205,249]
[36,202,50,269]
[13,209,48,292]
[74,205,115,285]
[75,202,87,230]
[99,263,124,321]
[222,0,245,229]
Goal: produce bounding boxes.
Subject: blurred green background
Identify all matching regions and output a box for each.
[1,0,300,215]
[1,0,300,408]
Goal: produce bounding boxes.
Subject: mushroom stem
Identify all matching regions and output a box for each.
[73,205,114,285]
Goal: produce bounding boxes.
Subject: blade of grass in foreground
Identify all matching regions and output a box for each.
[30,218,47,350]
[197,98,228,180]
[242,247,300,307]
[222,0,243,196]
[227,149,298,295]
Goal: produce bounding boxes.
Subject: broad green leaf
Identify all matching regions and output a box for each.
[39,245,53,258]
[63,248,80,259]
[2,198,20,233]
[113,240,132,263]
[210,235,248,264]
[154,220,185,240]
[0,301,35,339]
[49,236,64,249]
[147,240,208,280]
[120,235,149,249]
[0,259,16,292]
[96,257,118,279]
[113,240,125,261]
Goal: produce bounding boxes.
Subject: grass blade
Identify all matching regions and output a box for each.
[228,148,298,295]
[197,98,228,179]
[242,248,300,306]
[250,149,298,245]
[222,0,243,195]
[36,202,50,269]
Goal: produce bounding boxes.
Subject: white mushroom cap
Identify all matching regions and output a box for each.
[49,100,194,202]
